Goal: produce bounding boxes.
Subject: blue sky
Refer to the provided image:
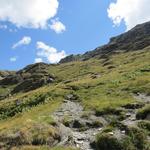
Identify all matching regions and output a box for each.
[0,0,149,70]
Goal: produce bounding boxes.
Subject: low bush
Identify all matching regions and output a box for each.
[96,126,149,150]
[0,93,49,119]
[126,127,148,150]
[136,104,150,120]
[96,133,123,150]
[95,107,123,116]
[0,123,60,148]
[138,120,150,135]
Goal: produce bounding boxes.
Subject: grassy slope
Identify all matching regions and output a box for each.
[0,47,150,149]
[48,47,150,111]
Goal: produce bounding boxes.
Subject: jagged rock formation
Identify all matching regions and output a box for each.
[0,63,55,93]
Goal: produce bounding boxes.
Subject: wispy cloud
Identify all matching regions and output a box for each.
[10,56,18,62]
[50,18,66,34]
[36,41,66,63]
[0,24,17,32]
[35,58,43,63]
[0,24,7,30]
[12,36,31,49]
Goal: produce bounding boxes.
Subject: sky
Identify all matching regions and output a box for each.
[0,0,150,70]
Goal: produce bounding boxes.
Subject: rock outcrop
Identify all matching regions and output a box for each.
[0,63,55,93]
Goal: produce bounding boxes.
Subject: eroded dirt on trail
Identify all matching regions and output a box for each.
[53,99,105,150]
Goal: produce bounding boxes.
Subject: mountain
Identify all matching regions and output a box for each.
[0,21,150,150]
[0,63,55,95]
[60,21,150,63]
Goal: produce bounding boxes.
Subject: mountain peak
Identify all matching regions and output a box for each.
[60,21,150,63]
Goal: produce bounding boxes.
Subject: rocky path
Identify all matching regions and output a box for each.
[53,98,104,150]
[134,93,150,103]
[122,93,150,127]
[52,93,150,149]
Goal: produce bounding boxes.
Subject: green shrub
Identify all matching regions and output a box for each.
[121,136,136,150]
[0,123,60,148]
[138,121,150,135]
[95,107,123,116]
[0,91,62,120]
[96,126,149,150]
[101,126,114,133]
[126,127,148,150]
[96,133,123,150]
[62,116,72,127]
[136,104,150,120]
[92,120,103,128]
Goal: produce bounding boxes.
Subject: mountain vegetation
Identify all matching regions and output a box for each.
[0,21,150,150]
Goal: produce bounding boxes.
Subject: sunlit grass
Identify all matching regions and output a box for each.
[0,47,149,148]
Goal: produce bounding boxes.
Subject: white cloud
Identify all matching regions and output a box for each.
[9,28,17,33]
[0,24,17,32]
[0,24,7,30]
[107,0,150,30]
[12,36,31,49]
[35,58,43,63]
[0,0,59,29]
[50,18,66,33]
[36,41,66,63]
[10,56,17,62]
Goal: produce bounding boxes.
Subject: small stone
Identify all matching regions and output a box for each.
[93,133,96,136]
[98,128,102,131]
[121,130,125,134]
[76,140,84,144]
[76,144,80,148]
[108,132,114,135]
[131,118,136,121]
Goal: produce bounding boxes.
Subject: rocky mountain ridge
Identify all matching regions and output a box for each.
[60,21,150,63]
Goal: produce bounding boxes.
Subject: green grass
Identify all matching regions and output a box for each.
[0,48,149,122]
[51,146,78,150]
[0,47,150,148]
[96,126,149,150]
[57,48,150,113]
[138,121,150,135]
[0,87,65,148]
[96,132,124,150]
[11,146,77,150]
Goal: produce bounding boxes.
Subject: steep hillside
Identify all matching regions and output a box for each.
[0,63,55,99]
[0,22,150,150]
